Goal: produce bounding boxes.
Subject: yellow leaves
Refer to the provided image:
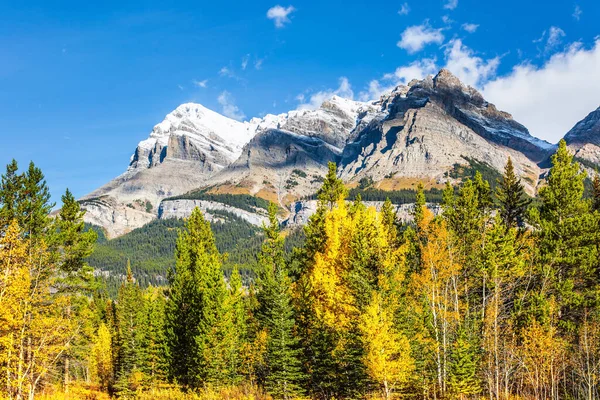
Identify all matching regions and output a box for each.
[360,292,414,398]
[0,220,31,334]
[0,220,77,399]
[89,323,113,390]
[518,320,567,397]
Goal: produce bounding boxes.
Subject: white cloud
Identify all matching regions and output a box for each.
[483,40,600,143]
[547,26,566,48]
[218,91,246,121]
[192,79,208,88]
[573,5,582,20]
[444,0,458,10]
[219,67,234,77]
[441,15,453,24]
[534,27,566,54]
[267,5,296,28]
[398,3,410,15]
[254,58,264,70]
[444,39,499,87]
[297,77,354,110]
[241,55,250,70]
[177,84,184,91]
[462,23,479,33]
[397,23,445,53]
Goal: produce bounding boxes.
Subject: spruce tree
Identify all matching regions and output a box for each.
[18,161,54,240]
[257,203,304,398]
[495,157,531,228]
[56,188,97,289]
[317,162,347,209]
[114,263,146,395]
[165,207,228,388]
[531,140,597,328]
[413,182,426,227]
[0,159,21,228]
[448,325,481,397]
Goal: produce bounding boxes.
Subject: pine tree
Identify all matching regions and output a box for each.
[114,263,146,395]
[413,183,426,228]
[18,161,54,240]
[142,287,168,385]
[265,264,305,399]
[448,325,481,397]
[530,140,598,328]
[317,162,347,209]
[381,197,397,243]
[56,188,97,280]
[495,157,531,228]
[257,203,304,398]
[0,159,21,228]
[165,207,228,388]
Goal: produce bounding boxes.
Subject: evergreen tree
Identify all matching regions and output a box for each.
[530,140,597,329]
[496,157,531,228]
[114,263,146,395]
[142,287,168,385]
[18,161,54,240]
[448,325,481,397]
[0,159,21,228]
[381,197,397,243]
[257,203,304,398]
[165,207,228,388]
[316,162,347,209]
[413,183,426,228]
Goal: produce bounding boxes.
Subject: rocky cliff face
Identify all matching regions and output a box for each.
[80,104,281,237]
[83,69,593,238]
[564,107,600,169]
[338,69,551,194]
[202,96,377,203]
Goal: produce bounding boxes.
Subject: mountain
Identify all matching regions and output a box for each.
[201,96,378,203]
[80,103,281,237]
[82,69,583,238]
[339,69,553,192]
[564,106,600,168]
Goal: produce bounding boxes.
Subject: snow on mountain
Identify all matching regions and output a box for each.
[130,103,284,170]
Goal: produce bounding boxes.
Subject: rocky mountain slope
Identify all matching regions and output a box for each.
[81,69,599,238]
[338,69,553,193]
[564,106,600,168]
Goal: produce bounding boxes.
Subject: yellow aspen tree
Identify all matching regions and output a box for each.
[411,208,461,397]
[519,319,567,400]
[0,221,31,399]
[89,323,113,391]
[361,291,414,399]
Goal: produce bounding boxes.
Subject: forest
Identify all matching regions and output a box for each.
[1,139,600,400]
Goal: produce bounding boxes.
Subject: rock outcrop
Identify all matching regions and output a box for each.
[338,69,551,194]
[83,69,590,238]
[158,199,269,226]
[564,106,600,170]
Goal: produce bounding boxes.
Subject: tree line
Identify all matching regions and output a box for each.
[1,139,600,399]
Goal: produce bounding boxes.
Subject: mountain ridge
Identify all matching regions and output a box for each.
[79,69,599,238]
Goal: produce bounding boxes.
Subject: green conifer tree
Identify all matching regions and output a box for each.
[448,325,481,397]
[114,262,146,395]
[0,159,21,229]
[495,157,531,228]
[258,203,304,399]
[530,140,598,328]
[317,162,347,209]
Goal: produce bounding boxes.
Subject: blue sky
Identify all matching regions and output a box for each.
[1,0,599,203]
